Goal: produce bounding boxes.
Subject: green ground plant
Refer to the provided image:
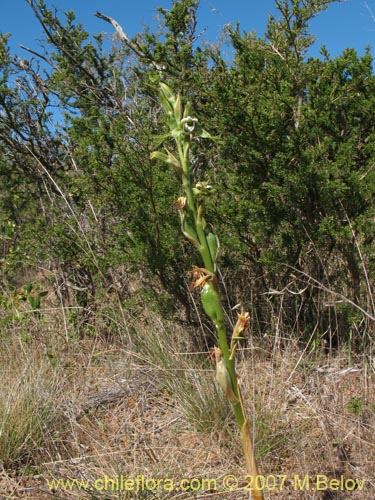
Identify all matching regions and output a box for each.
[152,82,264,500]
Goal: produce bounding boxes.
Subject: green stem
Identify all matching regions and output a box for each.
[214,304,245,427]
[176,132,242,420]
[177,138,215,273]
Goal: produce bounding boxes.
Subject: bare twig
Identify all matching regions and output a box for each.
[94,12,144,59]
[285,265,375,322]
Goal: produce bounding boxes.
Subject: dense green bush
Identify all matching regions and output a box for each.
[1,0,375,348]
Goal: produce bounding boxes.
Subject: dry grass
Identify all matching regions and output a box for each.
[1,306,375,500]
[0,337,64,471]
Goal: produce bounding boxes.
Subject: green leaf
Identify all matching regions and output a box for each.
[150,151,169,163]
[151,149,182,175]
[159,82,176,115]
[206,231,220,264]
[28,296,39,310]
[199,129,215,139]
[159,82,175,102]
[173,92,182,122]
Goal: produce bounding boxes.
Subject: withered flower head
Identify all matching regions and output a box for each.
[176,196,187,211]
[233,306,250,338]
[210,346,222,365]
[189,266,214,290]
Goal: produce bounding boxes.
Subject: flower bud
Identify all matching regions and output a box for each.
[200,281,221,324]
[213,348,238,403]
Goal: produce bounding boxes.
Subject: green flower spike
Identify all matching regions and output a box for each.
[152,82,264,500]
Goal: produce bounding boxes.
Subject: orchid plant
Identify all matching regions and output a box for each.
[151,83,264,500]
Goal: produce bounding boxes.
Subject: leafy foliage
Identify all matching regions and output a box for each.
[1,0,375,347]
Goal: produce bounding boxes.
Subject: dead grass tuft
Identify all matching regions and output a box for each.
[0,337,64,470]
